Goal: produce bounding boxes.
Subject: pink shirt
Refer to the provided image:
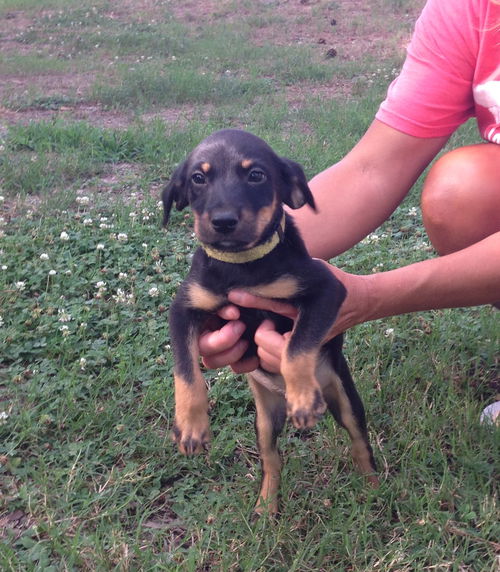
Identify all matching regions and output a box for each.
[376,0,500,143]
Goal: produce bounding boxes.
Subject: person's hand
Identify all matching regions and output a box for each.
[198,297,297,374]
[226,261,372,373]
[199,305,260,373]
[199,261,371,374]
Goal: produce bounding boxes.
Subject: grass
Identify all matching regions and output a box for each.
[1,1,499,570]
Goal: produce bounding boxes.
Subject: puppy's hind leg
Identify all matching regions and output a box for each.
[247,371,287,516]
[319,354,379,487]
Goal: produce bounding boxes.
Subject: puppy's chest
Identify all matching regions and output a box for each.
[198,261,304,303]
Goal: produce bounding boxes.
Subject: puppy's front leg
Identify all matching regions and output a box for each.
[281,343,326,429]
[169,300,210,455]
[281,269,345,429]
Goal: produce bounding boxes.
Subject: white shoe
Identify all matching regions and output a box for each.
[480,401,500,426]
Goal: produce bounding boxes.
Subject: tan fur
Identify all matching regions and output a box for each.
[187,282,225,312]
[246,275,301,300]
[248,375,284,515]
[171,327,211,456]
[281,349,327,429]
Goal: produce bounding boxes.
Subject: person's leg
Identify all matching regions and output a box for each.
[421,143,500,425]
[421,143,500,256]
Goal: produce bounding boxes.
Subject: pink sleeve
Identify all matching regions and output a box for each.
[376,0,478,138]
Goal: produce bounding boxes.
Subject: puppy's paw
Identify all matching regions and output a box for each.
[286,388,326,429]
[172,415,210,456]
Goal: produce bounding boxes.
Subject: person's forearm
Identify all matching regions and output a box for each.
[291,120,448,260]
[364,232,500,321]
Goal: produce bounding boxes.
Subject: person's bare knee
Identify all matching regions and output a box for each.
[421,144,500,255]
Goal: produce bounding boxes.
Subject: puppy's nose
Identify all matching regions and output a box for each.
[210,211,239,234]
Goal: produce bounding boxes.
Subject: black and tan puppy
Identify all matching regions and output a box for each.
[163,129,377,514]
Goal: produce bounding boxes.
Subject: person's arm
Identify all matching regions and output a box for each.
[360,232,500,319]
[294,119,449,259]
[227,231,500,373]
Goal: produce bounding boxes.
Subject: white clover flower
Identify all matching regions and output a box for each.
[39,253,50,261]
[361,234,380,245]
[48,269,57,276]
[117,233,128,242]
[142,243,148,249]
[0,217,6,226]
[118,272,128,279]
[0,196,4,203]
[83,218,93,226]
[15,281,26,291]
[129,212,137,220]
[60,231,69,241]
[0,315,3,327]
[99,223,111,230]
[58,309,72,322]
[96,243,105,250]
[0,411,8,425]
[95,281,107,299]
[1,265,7,271]
[76,196,90,205]
[408,207,418,217]
[100,217,108,223]
[148,286,159,297]
[112,288,127,303]
[371,263,384,273]
[384,328,395,337]
[157,200,163,210]
[113,289,135,305]
[59,325,70,337]
[80,357,87,371]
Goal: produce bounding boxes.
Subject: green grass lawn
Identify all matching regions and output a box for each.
[1,1,498,570]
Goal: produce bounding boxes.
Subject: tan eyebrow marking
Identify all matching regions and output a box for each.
[241,159,253,169]
[201,162,211,173]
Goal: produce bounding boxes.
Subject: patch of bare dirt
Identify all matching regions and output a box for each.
[0,0,425,131]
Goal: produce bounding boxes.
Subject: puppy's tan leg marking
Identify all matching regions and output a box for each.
[172,334,210,456]
[321,368,378,486]
[281,349,327,430]
[248,373,286,515]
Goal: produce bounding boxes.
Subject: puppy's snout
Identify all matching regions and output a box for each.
[210,210,239,234]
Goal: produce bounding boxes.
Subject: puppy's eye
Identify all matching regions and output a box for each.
[248,169,266,183]
[191,172,207,185]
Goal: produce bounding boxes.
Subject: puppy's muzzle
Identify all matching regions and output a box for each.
[210,209,239,234]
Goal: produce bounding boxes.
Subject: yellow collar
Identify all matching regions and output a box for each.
[201,214,285,264]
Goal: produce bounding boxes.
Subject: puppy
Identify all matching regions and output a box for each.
[163,129,377,514]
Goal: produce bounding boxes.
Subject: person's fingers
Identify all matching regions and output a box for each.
[230,355,260,374]
[254,320,289,373]
[199,320,246,358]
[217,304,240,321]
[202,339,251,370]
[228,290,298,320]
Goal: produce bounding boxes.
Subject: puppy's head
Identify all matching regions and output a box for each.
[162,129,315,251]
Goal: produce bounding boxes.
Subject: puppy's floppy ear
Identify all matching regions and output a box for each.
[279,157,316,211]
[161,160,190,226]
